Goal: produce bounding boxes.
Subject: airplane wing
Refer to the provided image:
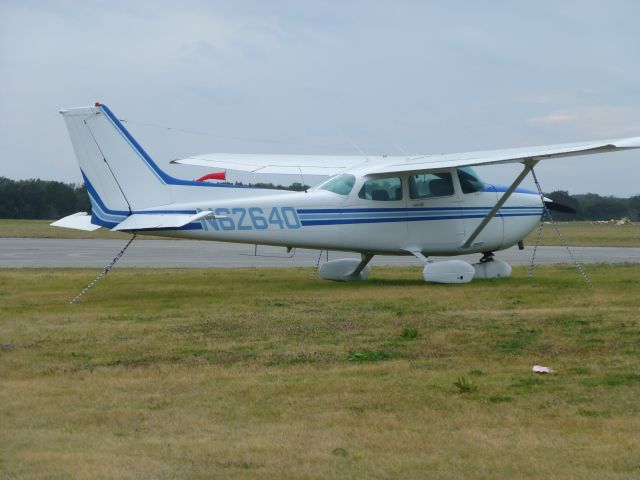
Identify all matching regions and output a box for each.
[365,134,640,250]
[366,136,640,175]
[171,153,393,176]
[171,137,640,177]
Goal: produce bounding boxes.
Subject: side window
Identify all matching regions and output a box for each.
[409,172,454,199]
[319,174,356,195]
[358,177,403,201]
[457,167,485,194]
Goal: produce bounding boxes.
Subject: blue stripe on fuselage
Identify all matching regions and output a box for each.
[297,205,541,214]
[297,205,543,226]
[299,211,542,226]
[485,183,538,195]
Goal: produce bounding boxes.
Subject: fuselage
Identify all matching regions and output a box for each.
[126,168,543,256]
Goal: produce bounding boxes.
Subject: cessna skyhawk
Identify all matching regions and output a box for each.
[53,103,640,283]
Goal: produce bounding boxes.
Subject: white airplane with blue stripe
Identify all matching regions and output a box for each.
[53,103,640,283]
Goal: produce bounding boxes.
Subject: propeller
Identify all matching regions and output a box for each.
[544,200,576,214]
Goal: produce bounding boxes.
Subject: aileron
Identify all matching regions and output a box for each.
[367,136,640,176]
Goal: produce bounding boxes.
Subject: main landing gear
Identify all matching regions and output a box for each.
[317,251,512,283]
[318,253,374,281]
[410,250,512,283]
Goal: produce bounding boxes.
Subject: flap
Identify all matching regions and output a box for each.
[171,153,383,176]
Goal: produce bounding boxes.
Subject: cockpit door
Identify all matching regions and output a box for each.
[341,175,408,252]
[405,169,465,253]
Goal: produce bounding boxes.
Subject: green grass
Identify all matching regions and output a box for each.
[2,219,639,246]
[523,221,640,247]
[1,265,639,478]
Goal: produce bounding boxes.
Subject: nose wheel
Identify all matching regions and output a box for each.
[479,251,495,263]
[474,252,512,279]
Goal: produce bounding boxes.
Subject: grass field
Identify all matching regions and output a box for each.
[1,266,639,478]
[1,218,639,246]
[0,219,161,240]
[523,221,640,247]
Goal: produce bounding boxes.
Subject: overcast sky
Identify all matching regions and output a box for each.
[1,0,639,195]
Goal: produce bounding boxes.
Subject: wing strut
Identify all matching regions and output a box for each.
[461,160,539,249]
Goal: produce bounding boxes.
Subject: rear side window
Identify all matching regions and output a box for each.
[457,167,485,194]
[409,172,454,199]
[358,177,403,201]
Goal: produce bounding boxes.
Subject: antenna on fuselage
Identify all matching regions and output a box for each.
[297,166,308,193]
[344,135,371,163]
[386,136,411,161]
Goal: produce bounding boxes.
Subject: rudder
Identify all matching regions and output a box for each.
[60,103,172,218]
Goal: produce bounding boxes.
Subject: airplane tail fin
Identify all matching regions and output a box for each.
[59,102,271,230]
[59,103,175,227]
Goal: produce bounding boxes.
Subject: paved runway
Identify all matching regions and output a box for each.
[2,238,640,268]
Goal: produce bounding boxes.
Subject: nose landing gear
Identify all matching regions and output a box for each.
[479,251,495,263]
[473,251,512,279]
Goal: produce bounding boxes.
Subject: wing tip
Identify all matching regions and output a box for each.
[612,136,640,148]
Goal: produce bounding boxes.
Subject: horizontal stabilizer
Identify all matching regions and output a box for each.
[111,210,215,231]
[51,212,102,231]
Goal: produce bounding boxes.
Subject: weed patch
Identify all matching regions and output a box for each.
[347,349,395,362]
[487,395,513,403]
[495,329,538,354]
[331,447,349,457]
[509,376,550,392]
[453,376,478,393]
[582,373,640,387]
[400,327,420,339]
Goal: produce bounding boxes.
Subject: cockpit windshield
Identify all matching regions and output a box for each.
[457,167,485,194]
[318,174,356,196]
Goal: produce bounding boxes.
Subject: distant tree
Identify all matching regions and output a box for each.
[232,181,309,191]
[575,193,628,221]
[545,190,579,221]
[74,184,91,212]
[628,195,640,221]
[0,177,91,219]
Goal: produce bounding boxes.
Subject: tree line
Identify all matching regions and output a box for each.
[0,177,90,219]
[0,177,307,220]
[0,177,638,221]
[546,190,640,221]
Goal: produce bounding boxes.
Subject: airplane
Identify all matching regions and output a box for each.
[52,102,640,283]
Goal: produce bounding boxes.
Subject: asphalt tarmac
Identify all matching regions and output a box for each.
[2,238,640,268]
